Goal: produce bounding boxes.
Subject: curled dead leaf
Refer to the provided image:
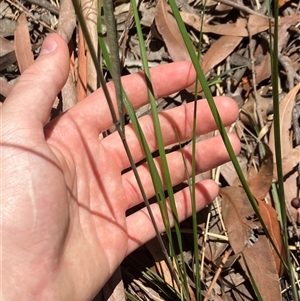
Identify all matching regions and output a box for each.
[223,144,285,276]
[256,199,286,276]
[155,0,191,62]
[273,146,300,181]
[269,83,300,159]
[279,0,290,6]
[247,14,269,36]
[247,143,273,200]
[155,1,242,93]
[221,187,281,300]
[278,14,300,52]
[269,82,300,221]
[202,35,242,76]
[14,13,34,74]
[180,12,248,36]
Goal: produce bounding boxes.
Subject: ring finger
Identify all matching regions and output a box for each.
[122,133,240,209]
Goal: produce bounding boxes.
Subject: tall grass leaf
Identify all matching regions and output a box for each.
[167,0,284,270]
[131,1,192,299]
[98,6,183,294]
[103,0,124,131]
[268,0,299,298]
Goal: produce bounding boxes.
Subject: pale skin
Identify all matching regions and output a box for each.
[1,34,240,300]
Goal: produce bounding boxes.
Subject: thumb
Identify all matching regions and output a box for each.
[3,33,69,127]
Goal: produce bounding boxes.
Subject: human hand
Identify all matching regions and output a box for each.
[1,33,240,301]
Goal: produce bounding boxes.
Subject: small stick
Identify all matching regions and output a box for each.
[247,22,268,148]
[278,53,300,90]
[5,0,54,31]
[203,249,233,301]
[24,0,59,16]
[212,0,272,21]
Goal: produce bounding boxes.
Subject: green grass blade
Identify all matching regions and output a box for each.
[130,1,190,298]
[71,0,119,127]
[167,0,287,272]
[102,0,124,132]
[124,291,141,301]
[268,1,298,299]
[190,1,208,298]
[98,8,186,295]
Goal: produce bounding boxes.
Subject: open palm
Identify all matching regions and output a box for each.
[1,34,240,301]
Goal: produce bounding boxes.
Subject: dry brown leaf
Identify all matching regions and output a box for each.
[180,12,248,36]
[269,83,300,222]
[14,13,34,73]
[220,155,248,186]
[278,14,300,51]
[232,283,253,301]
[202,35,242,75]
[247,14,269,36]
[241,237,281,301]
[240,92,271,127]
[223,144,285,276]
[221,187,257,254]
[269,82,300,159]
[253,41,271,86]
[279,0,290,8]
[213,2,233,16]
[284,172,300,223]
[180,13,268,37]
[256,199,286,276]
[247,143,273,200]
[274,146,300,180]
[155,0,191,62]
[156,1,242,92]
[221,187,281,300]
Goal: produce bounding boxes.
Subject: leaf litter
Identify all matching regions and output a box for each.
[1,0,300,300]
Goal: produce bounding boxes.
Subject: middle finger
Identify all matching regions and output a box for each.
[102,96,238,170]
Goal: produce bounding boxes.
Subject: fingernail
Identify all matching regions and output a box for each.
[40,36,58,55]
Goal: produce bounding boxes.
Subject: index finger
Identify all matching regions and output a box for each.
[67,61,196,133]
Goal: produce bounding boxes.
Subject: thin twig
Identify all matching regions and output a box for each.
[103,0,124,131]
[203,249,233,301]
[24,0,59,15]
[247,22,268,147]
[5,0,54,31]
[212,0,273,21]
[278,53,300,89]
